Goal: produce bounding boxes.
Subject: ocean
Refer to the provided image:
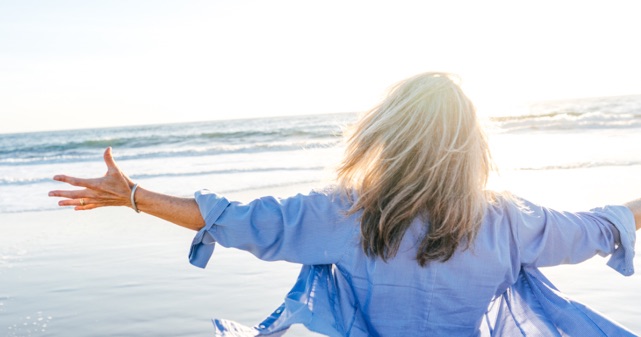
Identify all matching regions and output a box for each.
[0,113,353,214]
[1,95,641,336]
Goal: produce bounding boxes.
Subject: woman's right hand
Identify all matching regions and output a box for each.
[48,147,135,211]
[49,147,206,231]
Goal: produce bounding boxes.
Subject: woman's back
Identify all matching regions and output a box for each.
[332,204,516,336]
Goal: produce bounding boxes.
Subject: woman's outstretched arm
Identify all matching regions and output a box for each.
[48,147,205,231]
[624,198,641,231]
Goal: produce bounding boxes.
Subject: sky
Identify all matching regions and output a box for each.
[1,0,640,134]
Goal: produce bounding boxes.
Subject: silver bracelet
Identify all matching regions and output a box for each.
[130,183,141,213]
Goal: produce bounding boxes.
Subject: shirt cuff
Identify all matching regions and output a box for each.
[188,189,230,268]
[601,205,637,276]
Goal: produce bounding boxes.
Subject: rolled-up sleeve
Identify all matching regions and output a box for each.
[511,199,636,276]
[188,190,231,268]
[189,189,357,268]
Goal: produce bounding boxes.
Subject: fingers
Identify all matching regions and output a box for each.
[104,147,120,173]
[53,147,117,187]
[48,188,87,200]
[51,194,103,210]
[71,200,100,211]
[48,189,89,206]
[55,197,85,207]
[76,204,99,211]
[75,198,100,210]
[104,148,134,186]
[53,174,98,188]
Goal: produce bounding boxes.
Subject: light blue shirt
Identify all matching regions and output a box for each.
[189,189,637,336]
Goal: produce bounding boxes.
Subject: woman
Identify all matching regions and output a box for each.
[49,73,640,336]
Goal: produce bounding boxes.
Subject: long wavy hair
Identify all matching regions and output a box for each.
[337,72,495,266]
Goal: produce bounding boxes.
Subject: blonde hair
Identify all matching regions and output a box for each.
[337,72,494,265]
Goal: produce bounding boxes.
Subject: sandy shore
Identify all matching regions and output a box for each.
[1,183,324,336]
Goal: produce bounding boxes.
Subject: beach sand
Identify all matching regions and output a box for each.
[1,184,324,336]
[2,171,640,336]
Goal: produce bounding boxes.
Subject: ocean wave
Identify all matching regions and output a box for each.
[0,176,54,186]
[0,166,326,186]
[0,113,351,166]
[489,95,641,132]
[1,115,343,144]
[0,139,341,166]
[130,166,325,180]
[515,160,641,171]
[491,111,641,132]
